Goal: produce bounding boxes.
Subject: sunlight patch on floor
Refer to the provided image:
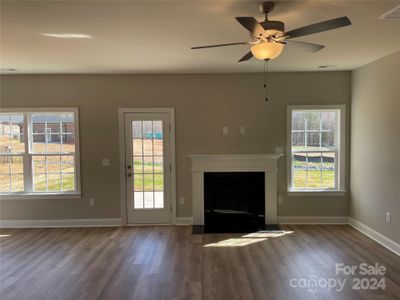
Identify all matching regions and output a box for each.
[243,231,294,238]
[203,230,295,247]
[0,234,11,238]
[204,237,267,247]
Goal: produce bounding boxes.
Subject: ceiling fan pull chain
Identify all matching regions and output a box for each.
[264,59,269,102]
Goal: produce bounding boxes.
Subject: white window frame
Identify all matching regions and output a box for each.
[287,105,346,196]
[0,107,81,200]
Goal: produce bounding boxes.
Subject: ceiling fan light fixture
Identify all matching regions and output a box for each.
[250,41,283,60]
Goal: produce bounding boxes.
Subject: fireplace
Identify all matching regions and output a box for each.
[204,172,265,233]
[189,154,282,233]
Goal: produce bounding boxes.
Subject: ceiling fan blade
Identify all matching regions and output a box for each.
[284,16,351,39]
[191,42,248,49]
[285,40,325,52]
[235,17,265,36]
[238,51,253,62]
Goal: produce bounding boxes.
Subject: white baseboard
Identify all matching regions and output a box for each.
[175,216,348,225]
[175,217,193,225]
[0,217,193,227]
[348,217,400,256]
[278,216,349,224]
[0,218,122,228]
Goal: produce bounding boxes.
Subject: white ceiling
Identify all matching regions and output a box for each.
[1,0,400,74]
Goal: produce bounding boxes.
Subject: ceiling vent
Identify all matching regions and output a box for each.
[379,4,400,19]
[0,68,17,72]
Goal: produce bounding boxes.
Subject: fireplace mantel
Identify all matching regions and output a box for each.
[189,154,282,225]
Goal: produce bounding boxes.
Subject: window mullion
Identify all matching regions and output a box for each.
[305,152,309,188]
[319,114,322,188]
[24,113,32,193]
[8,153,12,192]
[59,155,63,192]
[45,156,48,192]
[59,118,63,152]
[335,150,339,190]
[319,113,322,149]
[291,153,295,189]
[305,117,308,148]
[45,115,48,152]
[8,116,12,192]
[320,153,323,188]
[305,116,308,188]
[141,121,144,196]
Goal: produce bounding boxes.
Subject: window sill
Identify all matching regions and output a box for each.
[287,190,346,197]
[0,193,82,200]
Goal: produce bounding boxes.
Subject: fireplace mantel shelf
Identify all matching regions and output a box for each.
[189,154,283,225]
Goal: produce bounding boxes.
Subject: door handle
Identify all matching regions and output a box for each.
[127,173,132,177]
[127,165,132,169]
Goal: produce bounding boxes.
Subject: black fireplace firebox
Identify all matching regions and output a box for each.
[204,172,265,233]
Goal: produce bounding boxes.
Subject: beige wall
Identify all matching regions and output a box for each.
[350,51,400,244]
[0,72,351,220]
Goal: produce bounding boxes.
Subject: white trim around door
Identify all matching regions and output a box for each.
[118,108,176,225]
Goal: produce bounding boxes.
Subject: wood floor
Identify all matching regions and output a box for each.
[1,225,399,300]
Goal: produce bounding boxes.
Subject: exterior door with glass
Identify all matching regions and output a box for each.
[125,113,172,223]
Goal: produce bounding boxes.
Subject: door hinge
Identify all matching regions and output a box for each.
[169,164,172,172]
[169,124,171,131]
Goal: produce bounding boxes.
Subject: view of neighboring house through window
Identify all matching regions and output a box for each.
[0,114,24,192]
[288,106,345,191]
[31,114,76,192]
[0,109,80,195]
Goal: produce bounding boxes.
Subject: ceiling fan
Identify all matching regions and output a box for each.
[191,1,351,62]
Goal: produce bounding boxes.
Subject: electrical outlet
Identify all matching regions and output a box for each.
[223,126,229,136]
[240,126,246,134]
[179,196,185,205]
[89,198,95,206]
[386,212,391,223]
[278,196,284,205]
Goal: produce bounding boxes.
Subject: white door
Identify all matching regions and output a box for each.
[125,113,172,223]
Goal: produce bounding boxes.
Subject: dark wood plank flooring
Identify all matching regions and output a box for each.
[1,225,399,300]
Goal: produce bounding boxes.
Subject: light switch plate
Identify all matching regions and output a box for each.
[240,126,246,134]
[386,212,391,222]
[223,126,229,136]
[102,158,111,167]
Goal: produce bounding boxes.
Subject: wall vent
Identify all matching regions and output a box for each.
[379,4,400,19]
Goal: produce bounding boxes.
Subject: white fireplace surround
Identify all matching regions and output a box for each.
[189,154,282,225]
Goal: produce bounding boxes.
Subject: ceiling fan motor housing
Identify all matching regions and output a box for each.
[260,21,285,33]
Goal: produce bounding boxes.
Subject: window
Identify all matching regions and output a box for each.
[0,108,80,197]
[287,105,345,193]
[132,120,165,209]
